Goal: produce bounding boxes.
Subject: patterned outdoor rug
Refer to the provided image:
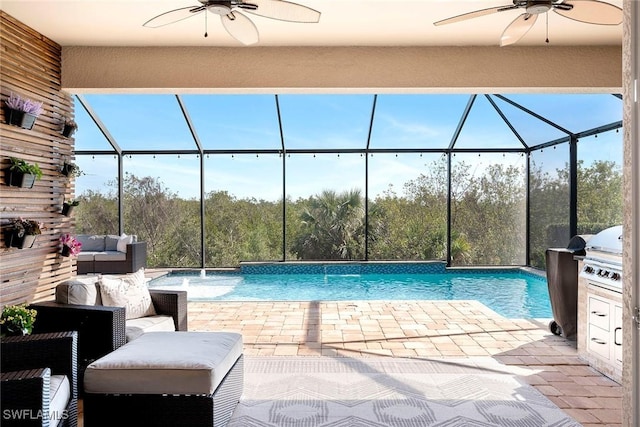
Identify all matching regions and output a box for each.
[228,356,581,427]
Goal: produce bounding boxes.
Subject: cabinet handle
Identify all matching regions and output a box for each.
[614,327,622,346]
[591,311,607,317]
[591,337,607,345]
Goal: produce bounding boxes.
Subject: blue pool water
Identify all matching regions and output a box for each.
[149,270,552,319]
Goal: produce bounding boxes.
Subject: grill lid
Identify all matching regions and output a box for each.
[585,225,623,256]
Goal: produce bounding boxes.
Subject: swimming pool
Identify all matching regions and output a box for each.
[148,267,551,319]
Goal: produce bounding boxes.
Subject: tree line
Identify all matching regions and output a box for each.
[75,159,622,269]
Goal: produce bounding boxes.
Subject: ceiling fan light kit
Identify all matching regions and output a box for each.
[433,0,622,46]
[525,1,552,14]
[207,4,233,15]
[143,0,320,45]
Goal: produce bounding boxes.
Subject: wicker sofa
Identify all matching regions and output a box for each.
[76,234,147,274]
[29,274,187,393]
[1,331,78,427]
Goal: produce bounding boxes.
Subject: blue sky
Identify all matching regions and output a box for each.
[73,93,623,201]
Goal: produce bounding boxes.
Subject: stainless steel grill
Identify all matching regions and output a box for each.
[579,225,623,293]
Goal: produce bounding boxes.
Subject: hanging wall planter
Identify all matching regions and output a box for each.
[60,245,71,257]
[60,161,83,178]
[5,219,42,249]
[61,204,74,216]
[3,93,43,130]
[5,157,43,188]
[4,108,38,130]
[61,119,78,138]
[59,233,82,257]
[9,233,37,249]
[62,199,79,216]
[7,171,37,188]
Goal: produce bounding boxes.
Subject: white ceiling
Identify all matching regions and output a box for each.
[0,0,623,48]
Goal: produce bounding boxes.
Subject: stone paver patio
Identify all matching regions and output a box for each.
[188,299,622,427]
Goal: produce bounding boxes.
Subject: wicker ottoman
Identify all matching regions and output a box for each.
[83,332,243,427]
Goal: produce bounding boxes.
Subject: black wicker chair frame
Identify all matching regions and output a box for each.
[83,354,243,427]
[29,289,187,392]
[1,331,78,427]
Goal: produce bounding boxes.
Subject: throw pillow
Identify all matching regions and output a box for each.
[99,269,156,320]
[55,279,102,305]
[116,233,133,253]
[105,234,120,251]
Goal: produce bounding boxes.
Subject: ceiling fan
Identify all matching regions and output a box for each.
[433,0,622,47]
[143,0,320,45]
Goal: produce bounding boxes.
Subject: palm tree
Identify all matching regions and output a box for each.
[292,189,365,260]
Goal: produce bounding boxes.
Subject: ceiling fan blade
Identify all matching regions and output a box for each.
[143,6,205,28]
[221,11,259,45]
[553,0,622,25]
[433,4,518,26]
[238,0,321,23]
[500,13,538,46]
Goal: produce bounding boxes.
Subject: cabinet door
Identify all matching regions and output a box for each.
[613,304,623,366]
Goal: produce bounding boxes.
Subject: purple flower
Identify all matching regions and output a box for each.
[5,93,43,116]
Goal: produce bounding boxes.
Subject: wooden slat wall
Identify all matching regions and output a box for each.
[1,11,76,307]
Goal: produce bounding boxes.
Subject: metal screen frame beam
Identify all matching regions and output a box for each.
[72,93,623,270]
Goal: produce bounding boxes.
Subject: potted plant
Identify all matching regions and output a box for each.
[0,304,37,336]
[59,233,82,257]
[62,198,80,216]
[6,218,43,249]
[60,160,83,178]
[62,118,78,138]
[3,93,44,130]
[5,157,43,188]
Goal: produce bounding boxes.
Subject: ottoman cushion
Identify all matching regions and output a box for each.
[84,331,243,395]
[125,315,176,341]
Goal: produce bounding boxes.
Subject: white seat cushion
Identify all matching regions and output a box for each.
[77,252,95,262]
[84,332,243,395]
[93,251,126,261]
[49,374,71,427]
[125,315,176,342]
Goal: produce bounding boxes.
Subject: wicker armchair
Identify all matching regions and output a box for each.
[29,289,187,393]
[1,331,78,427]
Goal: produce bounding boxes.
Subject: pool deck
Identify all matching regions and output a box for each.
[142,268,621,426]
[188,299,622,427]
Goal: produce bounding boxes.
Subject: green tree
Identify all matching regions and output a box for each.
[123,174,201,267]
[528,160,570,268]
[204,191,282,267]
[73,155,620,270]
[75,189,118,235]
[528,159,622,269]
[577,160,623,226]
[450,161,526,265]
[369,158,449,261]
[291,189,365,260]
